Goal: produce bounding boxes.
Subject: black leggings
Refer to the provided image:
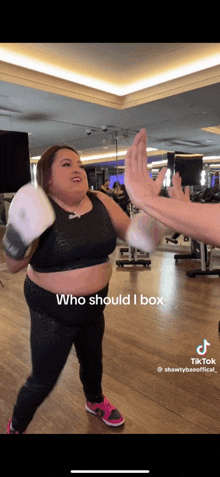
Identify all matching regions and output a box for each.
[12,275,109,433]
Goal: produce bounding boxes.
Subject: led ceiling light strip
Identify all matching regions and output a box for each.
[0,45,116,95]
[1,45,220,96]
[31,148,158,162]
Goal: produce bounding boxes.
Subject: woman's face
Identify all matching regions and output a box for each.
[49,149,89,201]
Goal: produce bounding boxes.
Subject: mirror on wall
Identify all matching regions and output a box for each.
[2,111,220,221]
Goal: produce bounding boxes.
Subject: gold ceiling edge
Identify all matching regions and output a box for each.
[122,64,220,108]
[0,61,123,110]
[201,125,220,135]
[1,61,220,111]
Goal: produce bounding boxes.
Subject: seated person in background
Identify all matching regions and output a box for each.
[112,182,124,202]
[99,180,113,196]
[117,184,130,216]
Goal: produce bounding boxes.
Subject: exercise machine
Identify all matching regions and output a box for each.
[116,203,151,268]
[166,232,220,277]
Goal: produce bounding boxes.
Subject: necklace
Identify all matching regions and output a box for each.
[68,197,84,219]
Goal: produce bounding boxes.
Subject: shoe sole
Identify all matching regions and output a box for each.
[85,404,124,427]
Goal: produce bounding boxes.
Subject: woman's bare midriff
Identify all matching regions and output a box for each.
[27,261,113,296]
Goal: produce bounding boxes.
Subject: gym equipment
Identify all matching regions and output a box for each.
[116,204,151,267]
[166,231,220,332]
[191,187,220,204]
[166,232,220,277]
[165,183,220,277]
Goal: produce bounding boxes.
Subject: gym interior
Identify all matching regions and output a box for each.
[0,44,220,473]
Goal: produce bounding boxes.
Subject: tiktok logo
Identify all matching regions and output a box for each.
[196,339,211,356]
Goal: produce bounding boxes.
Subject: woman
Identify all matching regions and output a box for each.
[99,179,113,196]
[3,140,177,434]
[112,183,130,215]
[124,129,220,248]
[112,183,125,203]
[5,144,136,433]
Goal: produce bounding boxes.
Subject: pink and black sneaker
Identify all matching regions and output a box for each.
[85,395,124,426]
[7,419,27,434]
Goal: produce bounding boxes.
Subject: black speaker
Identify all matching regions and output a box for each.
[167,151,187,170]
[0,131,31,193]
[174,154,203,186]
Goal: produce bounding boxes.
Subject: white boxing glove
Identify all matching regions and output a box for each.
[125,211,167,253]
[2,183,55,260]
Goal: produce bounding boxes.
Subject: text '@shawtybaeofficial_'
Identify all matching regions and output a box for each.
[56,294,164,306]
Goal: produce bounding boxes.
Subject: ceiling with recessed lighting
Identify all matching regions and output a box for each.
[1,43,220,168]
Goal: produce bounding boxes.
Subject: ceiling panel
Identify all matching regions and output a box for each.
[1,44,220,162]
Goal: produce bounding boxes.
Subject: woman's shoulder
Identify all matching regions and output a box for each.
[87,189,109,206]
[87,189,106,205]
[91,190,108,201]
[87,189,99,199]
[92,190,117,213]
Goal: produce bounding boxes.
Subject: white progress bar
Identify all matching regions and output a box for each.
[70,472,150,474]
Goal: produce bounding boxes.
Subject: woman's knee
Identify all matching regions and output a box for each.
[24,373,57,398]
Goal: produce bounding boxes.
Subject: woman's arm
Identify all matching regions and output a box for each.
[95,191,131,241]
[96,189,170,250]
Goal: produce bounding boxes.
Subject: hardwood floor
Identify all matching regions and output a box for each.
[0,233,220,434]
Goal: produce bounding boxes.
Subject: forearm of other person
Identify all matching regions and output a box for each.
[140,196,220,248]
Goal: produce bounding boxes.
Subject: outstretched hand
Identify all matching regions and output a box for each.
[124,129,167,208]
[168,172,190,202]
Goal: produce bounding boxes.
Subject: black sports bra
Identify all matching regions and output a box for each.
[30,192,117,273]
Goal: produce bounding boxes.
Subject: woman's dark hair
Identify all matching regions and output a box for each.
[36,144,96,199]
[113,181,120,188]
